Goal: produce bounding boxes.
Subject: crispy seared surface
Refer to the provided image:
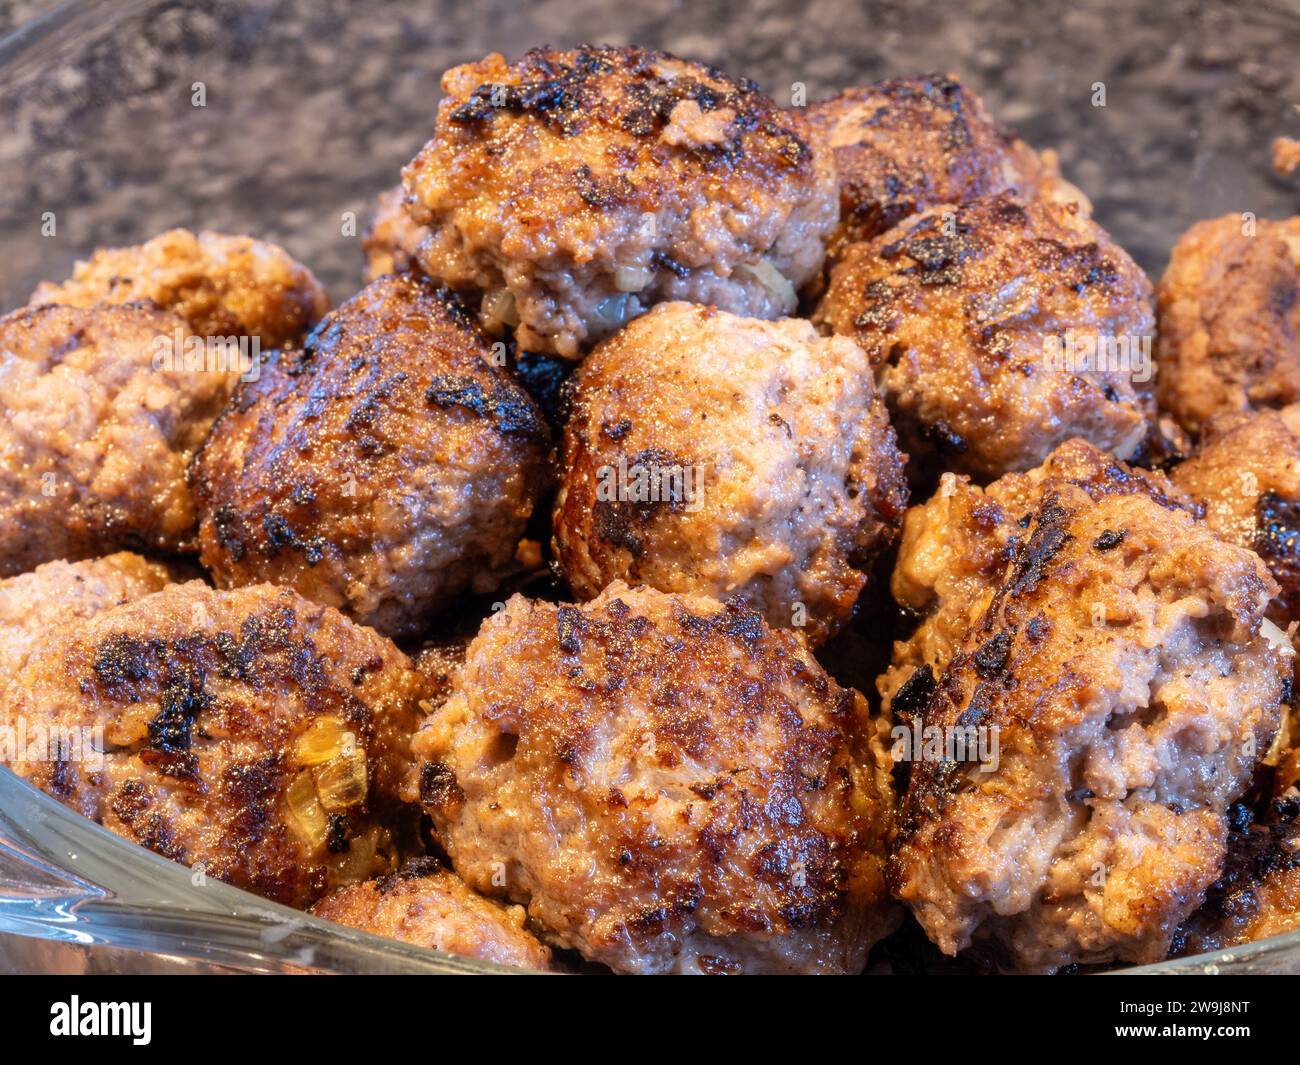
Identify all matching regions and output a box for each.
[0,302,240,574]
[402,45,837,357]
[815,193,1154,481]
[553,302,907,645]
[0,553,173,685]
[0,581,426,908]
[884,440,1287,970]
[31,228,329,348]
[193,273,551,638]
[405,581,898,974]
[1155,215,1300,435]
[362,185,427,281]
[1173,802,1300,957]
[1174,404,1300,623]
[805,73,1089,249]
[311,856,551,969]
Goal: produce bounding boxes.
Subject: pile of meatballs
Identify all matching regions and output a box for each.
[3,45,1300,975]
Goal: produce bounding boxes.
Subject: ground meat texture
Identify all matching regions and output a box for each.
[885,441,1288,971]
[0,581,427,909]
[362,186,428,281]
[0,302,242,575]
[805,73,1090,250]
[1154,214,1300,436]
[31,228,329,349]
[402,45,838,359]
[192,273,551,639]
[878,440,1196,711]
[310,858,551,969]
[1173,805,1300,957]
[403,581,899,974]
[0,553,173,685]
[813,192,1155,481]
[552,303,907,646]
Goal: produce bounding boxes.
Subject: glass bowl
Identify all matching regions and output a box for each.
[1,0,1298,975]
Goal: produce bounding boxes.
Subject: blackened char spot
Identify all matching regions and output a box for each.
[418,760,465,810]
[426,374,545,439]
[972,631,1011,677]
[1093,528,1127,551]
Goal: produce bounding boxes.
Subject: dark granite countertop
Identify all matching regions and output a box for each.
[1,0,1298,305]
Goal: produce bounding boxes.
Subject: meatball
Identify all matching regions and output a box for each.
[1173,405,1300,623]
[402,45,838,358]
[1173,803,1300,957]
[1155,214,1300,436]
[0,581,426,908]
[884,440,1289,971]
[0,553,173,684]
[362,185,427,281]
[31,228,328,348]
[879,441,1193,710]
[193,273,551,638]
[553,303,907,645]
[310,857,551,969]
[805,73,1090,248]
[404,582,899,974]
[0,301,241,575]
[813,192,1155,480]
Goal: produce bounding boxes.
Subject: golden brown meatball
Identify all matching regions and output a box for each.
[362,186,428,281]
[0,302,241,575]
[31,228,329,348]
[553,303,906,645]
[1173,405,1300,622]
[310,857,551,969]
[404,581,899,974]
[0,553,174,685]
[878,441,1194,710]
[1173,803,1300,958]
[0,581,426,908]
[402,46,838,358]
[1155,214,1300,436]
[814,193,1155,480]
[193,273,551,638]
[884,440,1290,971]
[805,73,1090,249]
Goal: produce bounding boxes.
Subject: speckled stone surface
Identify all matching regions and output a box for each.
[1,0,1298,307]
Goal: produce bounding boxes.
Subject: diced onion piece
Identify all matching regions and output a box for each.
[105,704,152,747]
[1261,617,1294,654]
[296,716,346,766]
[595,294,633,326]
[481,288,519,329]
[314,751,368,812]
[614,264,652,292]
[285,770,330,852]
[734,257,797,315]
[328,825,392,887]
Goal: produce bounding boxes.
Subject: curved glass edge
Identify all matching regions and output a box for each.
[0,766,529,975]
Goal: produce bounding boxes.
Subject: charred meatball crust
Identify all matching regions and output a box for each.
[1155,214,1300,436]
[193,273,552,638]
[31,228,329,349]
[402,45,838,358]
[0,582,426,908]
[0,553,173,684]
[879,441,1194,709]
[0,302,241,574]
[805,72,1089,248]
[310,857,551,969]
[885,441,1289,971]
[405,581,899,974]
[362,186,428,281]
[814,192,1154,480]
[1173,404,1300,623]
[553,303,906,645]
[1173,802,1300,957]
